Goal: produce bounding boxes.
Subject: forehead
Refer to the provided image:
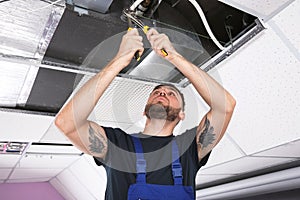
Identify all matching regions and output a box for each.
[152,85,179,94]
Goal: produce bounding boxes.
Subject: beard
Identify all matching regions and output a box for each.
[144,103,181,122]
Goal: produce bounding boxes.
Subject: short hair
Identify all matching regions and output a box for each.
[151,84,185,111]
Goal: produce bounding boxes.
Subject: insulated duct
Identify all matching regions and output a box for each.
[196,166,300,199]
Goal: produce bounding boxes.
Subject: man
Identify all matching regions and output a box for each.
[55,28,236,199]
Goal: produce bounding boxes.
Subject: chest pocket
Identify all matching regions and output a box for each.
[128,136,194,200]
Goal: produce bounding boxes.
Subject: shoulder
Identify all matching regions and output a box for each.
[103,127,128,140]
[102,127,135,149]
[175,126,198,145]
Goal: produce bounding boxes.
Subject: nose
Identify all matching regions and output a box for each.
[159,91,166,96]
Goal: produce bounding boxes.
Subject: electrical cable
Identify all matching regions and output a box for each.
[129,0,226,50]
[188,0,225,50]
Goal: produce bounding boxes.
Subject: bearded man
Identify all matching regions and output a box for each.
[55,28,236,200]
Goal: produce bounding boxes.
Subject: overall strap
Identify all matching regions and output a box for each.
[131,135,146,183]
[172,140,183,185]
[131,135,184,186]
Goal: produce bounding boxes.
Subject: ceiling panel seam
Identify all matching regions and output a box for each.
[263,0,295,22]
[201,156,247,170]
[39,122,57,143]
[83,155,107,181]
[50,177,77,200]
[225,134,247,156]
[68,166,99,199]
[268,20,300,63]
[4,142,32,183]
[49,154,83,182]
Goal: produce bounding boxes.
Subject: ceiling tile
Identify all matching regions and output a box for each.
[0,155,21,168]
[199,156,295,175]
[39,123,72,144]
[219,0,293,20]
[17,154,81,169]
[68,156,106,198]
[254,140,300,158]
[0,169,11,179]
[56,169,95,200]
[10,168,61,179]
[201,135,244,168]
[0,111,54,142]
[272,0,300,56]
[210,25,300,155]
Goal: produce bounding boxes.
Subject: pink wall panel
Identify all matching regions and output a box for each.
[0,182,64,200]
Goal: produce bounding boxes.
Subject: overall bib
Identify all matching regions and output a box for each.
[127,136,195,200]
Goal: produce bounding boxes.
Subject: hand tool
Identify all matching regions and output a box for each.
[127,11,142,61]
[123,9,168,61]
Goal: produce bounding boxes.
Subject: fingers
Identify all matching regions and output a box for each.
[126,29,144,59]
[146,28,159,38]
[146,28,172,57]
[127,27,139,35]
[117,28,144,63]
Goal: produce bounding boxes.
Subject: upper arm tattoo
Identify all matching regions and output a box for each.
[198,117,216,150]
[88,123,107,155]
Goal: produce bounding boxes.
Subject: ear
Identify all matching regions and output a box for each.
[178,111,185,120]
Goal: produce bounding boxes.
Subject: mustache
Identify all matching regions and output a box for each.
[144,103,181,121]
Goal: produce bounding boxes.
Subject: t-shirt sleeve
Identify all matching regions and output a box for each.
[93,127,134,167]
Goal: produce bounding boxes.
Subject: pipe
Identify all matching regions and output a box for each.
[196,166,300,199]
[129,0,225,50]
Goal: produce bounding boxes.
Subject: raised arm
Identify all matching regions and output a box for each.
[146,28,236,160]
[55,29,144,158]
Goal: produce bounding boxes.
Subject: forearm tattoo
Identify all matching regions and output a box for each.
[88,123,106,154]
[198,117,215,150]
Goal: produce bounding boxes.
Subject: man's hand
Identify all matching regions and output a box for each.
[115,28,144,65]
[146,28,180,60]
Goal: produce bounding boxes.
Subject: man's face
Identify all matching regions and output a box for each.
[144,86,183,121]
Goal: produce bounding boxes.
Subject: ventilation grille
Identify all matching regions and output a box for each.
[0,142,28,154]
[74,75,179,129]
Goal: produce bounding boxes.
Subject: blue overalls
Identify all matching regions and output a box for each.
[128,136,195,200]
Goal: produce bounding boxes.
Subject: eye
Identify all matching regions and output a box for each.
[168,92,175,96]
[153,90,160,95]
